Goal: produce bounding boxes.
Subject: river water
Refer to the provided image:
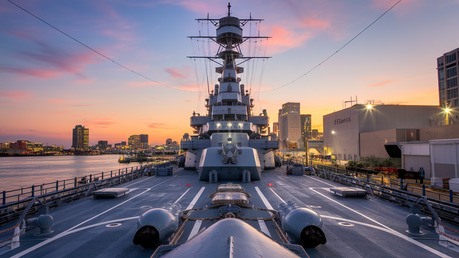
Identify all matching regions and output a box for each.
[0,155,141,191]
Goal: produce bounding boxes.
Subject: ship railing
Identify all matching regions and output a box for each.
[315,164,459,224]
[0,161,173,227]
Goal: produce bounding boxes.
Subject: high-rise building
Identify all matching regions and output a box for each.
[278,102,301,148]
[140,134,149,148]
[72,125,89,150]
[438,48,459,115]
[272,122,279,136]
[128,135,141,149]
[301,114,312,141]
[98,140,108,150]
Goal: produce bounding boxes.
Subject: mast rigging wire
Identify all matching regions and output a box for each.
[268,0,402,92]
[8,0,169,88]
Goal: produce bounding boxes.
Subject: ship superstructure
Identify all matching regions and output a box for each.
[181,4,278,181]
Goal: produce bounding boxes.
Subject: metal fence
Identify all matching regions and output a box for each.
[0,162,173,227]
[315,164,459,224]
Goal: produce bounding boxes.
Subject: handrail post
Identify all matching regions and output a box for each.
[31,185,35,197]
[450,190,453,203]
[2,191,5,205]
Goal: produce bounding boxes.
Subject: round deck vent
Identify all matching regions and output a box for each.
[106,223,122,228]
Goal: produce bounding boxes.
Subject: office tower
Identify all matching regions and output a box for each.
[278,102,301,148]
[72,125,89,149]
[438,48,459,110]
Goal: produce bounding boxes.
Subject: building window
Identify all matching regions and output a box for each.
[446,53,457,63]
[440,91,445,102]
[438,58,444,67]
[446,67,457,78]
[439,80,445,90]
[447,77,458,89]
[447,88,458,99]
[438,68,445,80]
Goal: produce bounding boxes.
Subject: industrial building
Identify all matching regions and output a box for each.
[323,104,446,162]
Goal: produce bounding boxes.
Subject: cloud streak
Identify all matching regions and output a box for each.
[0,90,33,100]
[366,80,396,88]
[148,122,167,129]
[0,40,99,79]
[166,67,190,79]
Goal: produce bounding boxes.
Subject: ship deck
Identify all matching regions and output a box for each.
[3,166,459,258]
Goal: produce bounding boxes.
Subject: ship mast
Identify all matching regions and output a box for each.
[188,3,270,121]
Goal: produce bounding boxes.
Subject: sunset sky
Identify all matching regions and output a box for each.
[1,0,459,147]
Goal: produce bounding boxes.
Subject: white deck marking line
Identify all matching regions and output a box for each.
[184,187,205,240]
[174,188,191,204]
[269,188,286,204]
[186,187,205,210]
[258,220,271,237]
[309,187,391,230]
[12,176,178,258]
[187,220,203,241]
[308,176,336,187]
[321,215,452,258]
[254,186,274,210]
[254,186,275,236]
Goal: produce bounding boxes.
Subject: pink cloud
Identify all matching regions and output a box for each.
[165,67,190,79]
[0,40,99,79]
[166,0,221,14]
[83,118,115,128]
[366,80,396,87]
[0,90,33,100]
[263,26,312,54]
[172,83,199,92]
[371,0,419,15]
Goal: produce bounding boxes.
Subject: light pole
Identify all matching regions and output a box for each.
[444,107,451,125]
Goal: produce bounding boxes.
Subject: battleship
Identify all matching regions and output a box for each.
[1,3,459,258]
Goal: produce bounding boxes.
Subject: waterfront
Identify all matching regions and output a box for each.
[0,155,140,191]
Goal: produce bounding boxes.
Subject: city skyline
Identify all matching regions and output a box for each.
[1,0,459,148]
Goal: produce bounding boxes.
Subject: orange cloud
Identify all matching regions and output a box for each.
[83,118,116,128]
[366,80,396,87]
[148,123,167,129]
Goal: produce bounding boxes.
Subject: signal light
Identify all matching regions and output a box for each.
[186,183,191,186]
[268,183,274,187]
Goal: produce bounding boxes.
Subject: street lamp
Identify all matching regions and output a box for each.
[366,104,373,110]
[444,107,451,125]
